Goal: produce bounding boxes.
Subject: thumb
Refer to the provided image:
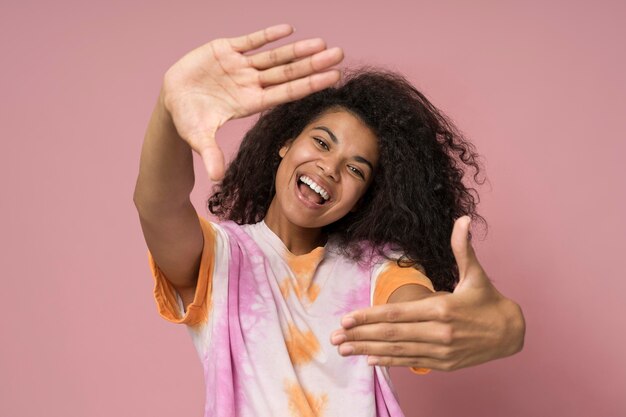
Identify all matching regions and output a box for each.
[451,216,484,289]
[199,140,226,182]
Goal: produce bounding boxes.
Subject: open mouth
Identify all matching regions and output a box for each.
[297,175,330,205]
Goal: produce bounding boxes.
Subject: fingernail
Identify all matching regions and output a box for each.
[339,344,354,355]
[341,317,356,328]
[331,333,346,345]
[367,356,379,365]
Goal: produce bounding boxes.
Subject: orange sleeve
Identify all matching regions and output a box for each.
[147,214,216,327]
[373,262,435,376]
[373,262,434,306]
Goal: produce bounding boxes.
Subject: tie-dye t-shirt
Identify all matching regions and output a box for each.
[148,214,434,417]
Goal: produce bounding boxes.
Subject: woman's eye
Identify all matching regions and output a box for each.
[349,166,365,179]
[314,137,329,150]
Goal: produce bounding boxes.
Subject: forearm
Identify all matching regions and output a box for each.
[133,88,195,214]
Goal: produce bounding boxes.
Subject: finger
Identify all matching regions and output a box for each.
[367,355,452,371]
[339,341,420,357]
[331,321,448,345]
[203,149,225,182]
[228,24,294,53]
[450,216,483,282]
[261,69,342,107]
[340,294,449,329]
[336,340,449,360]
[247,38,326,70]
[199,142,225,182]
[184,121,225,181]
[259,47,343,87]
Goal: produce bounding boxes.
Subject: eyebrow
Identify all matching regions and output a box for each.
[313,126,339,144]
[312,126,375,173]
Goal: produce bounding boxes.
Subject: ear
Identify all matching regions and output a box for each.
[279,140,293,158]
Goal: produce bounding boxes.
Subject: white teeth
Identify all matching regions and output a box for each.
[299,175,330,200]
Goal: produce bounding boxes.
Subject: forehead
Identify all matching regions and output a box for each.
[307,107,369,131]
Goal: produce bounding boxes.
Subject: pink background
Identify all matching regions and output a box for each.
[2,0,625,416]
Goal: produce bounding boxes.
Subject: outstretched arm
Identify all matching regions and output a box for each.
[330,216,525,371]
[134,24,344,307]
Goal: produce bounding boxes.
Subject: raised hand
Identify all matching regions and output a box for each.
[160,24,344,180]
[330,216,526,371]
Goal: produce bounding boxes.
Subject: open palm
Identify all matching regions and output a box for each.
[160,24,344,180]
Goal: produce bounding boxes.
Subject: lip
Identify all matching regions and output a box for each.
[294,171,335,209]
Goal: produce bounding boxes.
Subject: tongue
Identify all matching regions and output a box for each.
[299,183,323,204]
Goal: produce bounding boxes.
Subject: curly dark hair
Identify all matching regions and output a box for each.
[208,68,485,292]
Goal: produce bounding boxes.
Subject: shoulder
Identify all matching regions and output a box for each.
[371,260,435,305]
[205,218,259,244]
[212,220,280,263]
[195,216,231,247]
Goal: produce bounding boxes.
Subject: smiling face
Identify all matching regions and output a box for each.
[264,108,380,233]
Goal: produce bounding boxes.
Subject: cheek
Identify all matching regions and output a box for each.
[274,161,292,190]
[344,180,370,202]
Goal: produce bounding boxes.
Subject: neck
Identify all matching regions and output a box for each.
[264,200,326,255]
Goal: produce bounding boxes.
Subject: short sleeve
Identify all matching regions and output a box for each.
[147,214,217,327]
[372,262,434,306]
[372,261,435,376]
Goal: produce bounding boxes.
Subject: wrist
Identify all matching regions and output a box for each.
[499,297,526,357]
[157,85,175,120]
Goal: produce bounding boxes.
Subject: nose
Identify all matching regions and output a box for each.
[316,156,339,181]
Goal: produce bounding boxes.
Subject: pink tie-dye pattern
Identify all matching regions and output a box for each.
[224,222,279,415]
[374,366,405,417]
[180,221,408,416]
[203,294,235,416]
[332,261,371,317]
